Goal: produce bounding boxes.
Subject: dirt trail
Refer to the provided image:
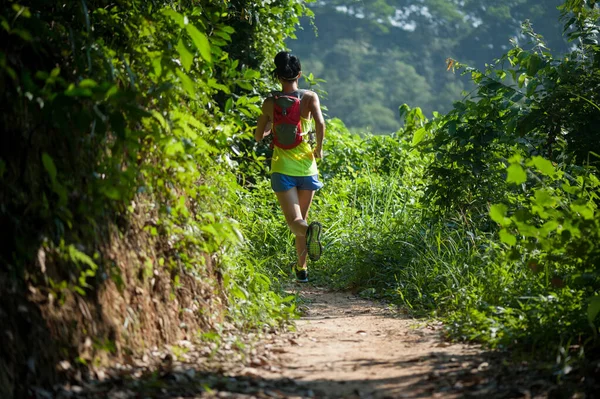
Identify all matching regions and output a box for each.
[50,286,561,398]
[259,286,494,399]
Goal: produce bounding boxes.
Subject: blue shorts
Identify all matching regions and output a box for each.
[271,173,324,192]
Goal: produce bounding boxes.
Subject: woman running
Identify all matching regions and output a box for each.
[254,51,325,283]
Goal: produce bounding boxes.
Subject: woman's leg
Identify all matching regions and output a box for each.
[275,188,315,268]
[296,189,315,269]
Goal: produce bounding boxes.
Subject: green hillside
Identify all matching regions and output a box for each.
[290,0,572,133]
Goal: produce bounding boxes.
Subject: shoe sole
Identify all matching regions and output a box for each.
[306,221,323,262]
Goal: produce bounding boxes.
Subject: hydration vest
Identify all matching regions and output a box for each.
[271,90,306,149]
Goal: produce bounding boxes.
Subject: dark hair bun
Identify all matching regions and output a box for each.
[272,51,301,80]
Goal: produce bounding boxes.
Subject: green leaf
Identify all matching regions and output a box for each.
[176,39,193,71]
[526,79,539,97]
[176,70,196,97]
[446,120,457,136]
[490,204,511,226]
[471,70,483,83]
[152,57,162,77]
[68,245,97,269]
[236,81,253,91]
[101,186,122,200]
[412,127,426,146]
[243,69,261,80]
[506,164,527,184]
[526,54,543,76]
[207,78,230,93]
[508,154,523,164]
[528,156,556,176]
[162,8,184,27]
[534,189,556,207]
[151,110,168,131]
[540,221,559,236]
[79,79,97,88]
[225,97,233,113]
[12,28,32,41]
[588,296,600,324]
[499,229,517,246]
[515,221,539,238]
[280,295,297,303]
[398,104,410,121]
[220,25,235,34]
[561,182,580,195]
[165,140,185,156]
[571,204,594,220]
[186,24,211,62]
[518,74,527,88]
[42,153,57,182]
[231,286,247,300]
[12,4,32,18]
[213,30,231,41]
[64,84,92,97]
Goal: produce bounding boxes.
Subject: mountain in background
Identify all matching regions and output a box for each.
[289,0,571,134]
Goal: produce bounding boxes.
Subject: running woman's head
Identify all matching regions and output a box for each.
[272,51,302,82]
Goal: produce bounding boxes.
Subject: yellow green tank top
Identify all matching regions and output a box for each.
[271,117,318,176]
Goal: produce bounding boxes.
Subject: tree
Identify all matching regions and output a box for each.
[289,0,572,133]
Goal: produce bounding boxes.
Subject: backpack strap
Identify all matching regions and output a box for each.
[271,90,306,100]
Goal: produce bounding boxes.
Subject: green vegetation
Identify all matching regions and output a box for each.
[0,1,308,396]
[244,0,600,362]
[2,0,600,396]
[291,0,573,133]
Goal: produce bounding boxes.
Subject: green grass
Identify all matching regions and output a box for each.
[233,122,599,365]
[238,163,593,355]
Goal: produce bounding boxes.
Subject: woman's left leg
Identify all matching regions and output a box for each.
[295,189,315,269]
[275,188,315,269]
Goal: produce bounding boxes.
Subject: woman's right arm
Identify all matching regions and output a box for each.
[254,99,272,142]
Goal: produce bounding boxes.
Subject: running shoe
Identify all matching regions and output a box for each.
[306,221,323,262]
[291,263,308,283]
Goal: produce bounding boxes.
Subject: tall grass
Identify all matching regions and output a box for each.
[237,124,595,356]
[308,166,589,351]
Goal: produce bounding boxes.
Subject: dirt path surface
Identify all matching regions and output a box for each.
[49,286,564,399]
[258,286,496,399]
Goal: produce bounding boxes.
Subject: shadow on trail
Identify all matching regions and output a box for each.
[45,352,574,399]
[298,352,546,399]
[48,369,313,398]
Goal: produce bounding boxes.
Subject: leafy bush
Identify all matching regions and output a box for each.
[242,2,600,359]
[0,1,310,394]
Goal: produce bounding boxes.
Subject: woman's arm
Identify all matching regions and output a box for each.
[254,99,272,142]
[309,92,326,158]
